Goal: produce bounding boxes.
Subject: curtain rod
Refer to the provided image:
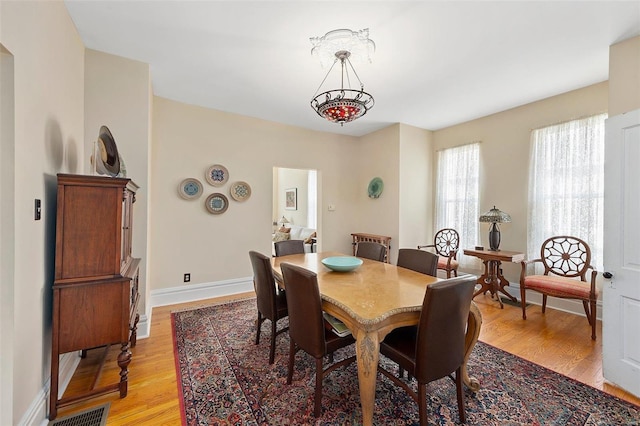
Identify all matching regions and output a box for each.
[530,112,608,132]
[435,140,481,153]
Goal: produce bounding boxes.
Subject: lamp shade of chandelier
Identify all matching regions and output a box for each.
[310,29,375,126]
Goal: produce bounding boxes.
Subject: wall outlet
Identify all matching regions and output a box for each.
[328,204,336,211]
[184,273,191,282]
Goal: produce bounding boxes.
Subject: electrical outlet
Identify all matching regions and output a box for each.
[184,273,191,282]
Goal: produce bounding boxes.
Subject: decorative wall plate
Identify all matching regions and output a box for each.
[368,177,384,198]
[205,164,229,186]
[95,125,120,177]
[229,181,251,202]
[178,178,203,200]
[205,193,229,214]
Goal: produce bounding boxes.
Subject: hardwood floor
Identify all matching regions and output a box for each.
[55,291,640,424]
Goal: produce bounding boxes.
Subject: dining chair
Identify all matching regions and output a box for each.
[280,262,356,417]
[520,235,599,340]
[355,241,387,262]
[274,239,305,256]
[418,228,460,278]
[249,251,289,364]
[378,276,476,425]
[397,248,439,277]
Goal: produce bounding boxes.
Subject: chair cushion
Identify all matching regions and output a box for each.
[524,275,599,299]
[437,256,458,269]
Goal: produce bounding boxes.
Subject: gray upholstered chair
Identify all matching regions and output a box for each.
[355,241,386,262]
[274,239,305,257]
[378,276,476,425]
[280,262,356,417]
[397,248,439,277]
[249,251,288,364]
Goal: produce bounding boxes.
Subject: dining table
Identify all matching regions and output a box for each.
[270,251,482,426]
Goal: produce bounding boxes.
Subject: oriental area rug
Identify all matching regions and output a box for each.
[172,298,639,425]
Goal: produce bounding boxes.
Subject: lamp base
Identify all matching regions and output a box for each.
[488,222,501,251]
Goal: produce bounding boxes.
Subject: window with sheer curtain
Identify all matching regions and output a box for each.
[527,113,606,270]
[435,142,480,269]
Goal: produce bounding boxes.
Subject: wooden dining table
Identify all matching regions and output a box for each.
[271,251,482,426]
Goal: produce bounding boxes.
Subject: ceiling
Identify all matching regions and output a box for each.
[64,1,640,137]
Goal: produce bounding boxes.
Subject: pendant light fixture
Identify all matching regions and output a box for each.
[310,29,375,126]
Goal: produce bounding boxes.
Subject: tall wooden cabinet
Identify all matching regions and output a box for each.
[49,174,140,420]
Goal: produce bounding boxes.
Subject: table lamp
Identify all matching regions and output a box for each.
[279,216,290,229]
[479,206,511,251]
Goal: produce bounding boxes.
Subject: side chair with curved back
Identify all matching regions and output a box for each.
[355,241,387,262]
[418,228,460,278]
[249,251,288,364]
[520,235,599,340]
[280,262,356,418]
[397,248,439,277]
[378,275,476,425]
[274,239,305,257]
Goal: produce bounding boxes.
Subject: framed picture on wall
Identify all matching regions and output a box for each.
[285,188,297,210]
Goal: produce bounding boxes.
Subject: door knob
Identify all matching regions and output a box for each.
[603,271,613,279]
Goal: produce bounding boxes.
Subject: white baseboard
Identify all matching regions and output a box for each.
[149,276,254,308]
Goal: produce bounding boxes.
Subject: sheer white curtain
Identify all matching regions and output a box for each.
[307,169,317,229]
[527,113,606,270]
[435,142,480,269]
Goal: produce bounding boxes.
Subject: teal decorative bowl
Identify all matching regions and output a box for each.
[321,256,363,272]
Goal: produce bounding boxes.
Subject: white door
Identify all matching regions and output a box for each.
[603,109,640,398]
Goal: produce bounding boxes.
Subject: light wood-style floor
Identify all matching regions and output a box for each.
[56,291,640,425]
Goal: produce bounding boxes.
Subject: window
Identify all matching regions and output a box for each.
[435,142,480,268]
[527,113,606,270]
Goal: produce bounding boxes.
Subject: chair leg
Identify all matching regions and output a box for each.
[314,357,323,417]
[287,339,296,384]
[455,367,466,424]
[446,269,451,279]
[520,285,527,320]
[585,299,597,340]
[255,312,263,345]
[453,269,458,277]
[418,382,428,426]
[269,319,277,364]
[542,294,547,313]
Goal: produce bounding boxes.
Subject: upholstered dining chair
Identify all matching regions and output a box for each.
[280,262,356,417]
[378,276,476,425]
[520,235,599,340]
[274,239,305,257]
[418,228,460,278]
[397,248,439,277]
[249,251,288,364]
[355,241,387,262]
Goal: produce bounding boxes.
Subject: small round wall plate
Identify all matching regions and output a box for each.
[205,164,229,187]
[229,181,251,202]
[178,178,203,200]
[205,193,229,214]
[368,177,384,198]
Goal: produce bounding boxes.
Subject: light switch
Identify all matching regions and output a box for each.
[35,199,41,220]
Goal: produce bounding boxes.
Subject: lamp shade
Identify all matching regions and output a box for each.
[479,206,511,223]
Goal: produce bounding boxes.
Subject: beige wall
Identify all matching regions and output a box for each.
[276,168,311,228]
[399,124,433,251]
[433,82,609,282]
[0,1,85,422]
[609,36,640,116]
[84,49,152,320]
[150,97,361,290]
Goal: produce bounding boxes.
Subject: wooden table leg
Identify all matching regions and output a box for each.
[462,302,482,392]
[354,329,379,426]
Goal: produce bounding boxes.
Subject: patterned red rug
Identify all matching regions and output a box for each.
[172,298,639,425]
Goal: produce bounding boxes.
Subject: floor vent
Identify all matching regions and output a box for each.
[49,403,110,426]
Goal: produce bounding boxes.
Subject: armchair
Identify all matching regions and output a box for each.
[520,236,599,340]
[418,228,459,278]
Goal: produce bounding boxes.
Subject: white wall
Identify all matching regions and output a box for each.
[0,1,85,422]
[276,168,310,228]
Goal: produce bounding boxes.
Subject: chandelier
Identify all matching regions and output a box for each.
[309,29,375,126]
